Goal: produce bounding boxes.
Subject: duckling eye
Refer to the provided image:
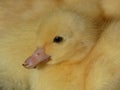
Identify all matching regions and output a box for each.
[53,36,63,43]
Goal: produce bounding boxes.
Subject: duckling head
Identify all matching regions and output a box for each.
[23,10,99,69]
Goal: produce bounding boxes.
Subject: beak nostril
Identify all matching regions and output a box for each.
[22,63,26,66]
[37,53,40,55]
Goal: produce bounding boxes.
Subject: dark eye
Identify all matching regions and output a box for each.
[53,36,63,43]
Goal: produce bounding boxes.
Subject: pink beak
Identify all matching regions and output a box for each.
[23,48,51,69]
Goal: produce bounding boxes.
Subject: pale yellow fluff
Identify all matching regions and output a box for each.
[101,0,120,18]
[62,0,104,21]
[0,0,103,24]
[85,20,120,90]
[0,0,105,90]
[29,9,101,90]
[0,8,101,90]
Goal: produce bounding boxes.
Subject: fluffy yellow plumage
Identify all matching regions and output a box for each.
[1,0,120,90]
[29,10,101,90]
[86,20,120,90]
[0,8,101,90]
[101,0,120,19]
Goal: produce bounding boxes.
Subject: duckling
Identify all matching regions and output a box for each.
[22,9,102,90]
[0,0,105,90]
[23,9,101,68]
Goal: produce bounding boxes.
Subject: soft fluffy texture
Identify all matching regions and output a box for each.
[0,29,36,90]
[0,0,109,90]
[62,0,104,22]
[0,8,101,90]
[85,20,120,90]
[0,0,104,25]
[101,0,120,19]
[29,9,101,90]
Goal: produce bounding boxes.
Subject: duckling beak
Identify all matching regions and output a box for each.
[23,48,51,69]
